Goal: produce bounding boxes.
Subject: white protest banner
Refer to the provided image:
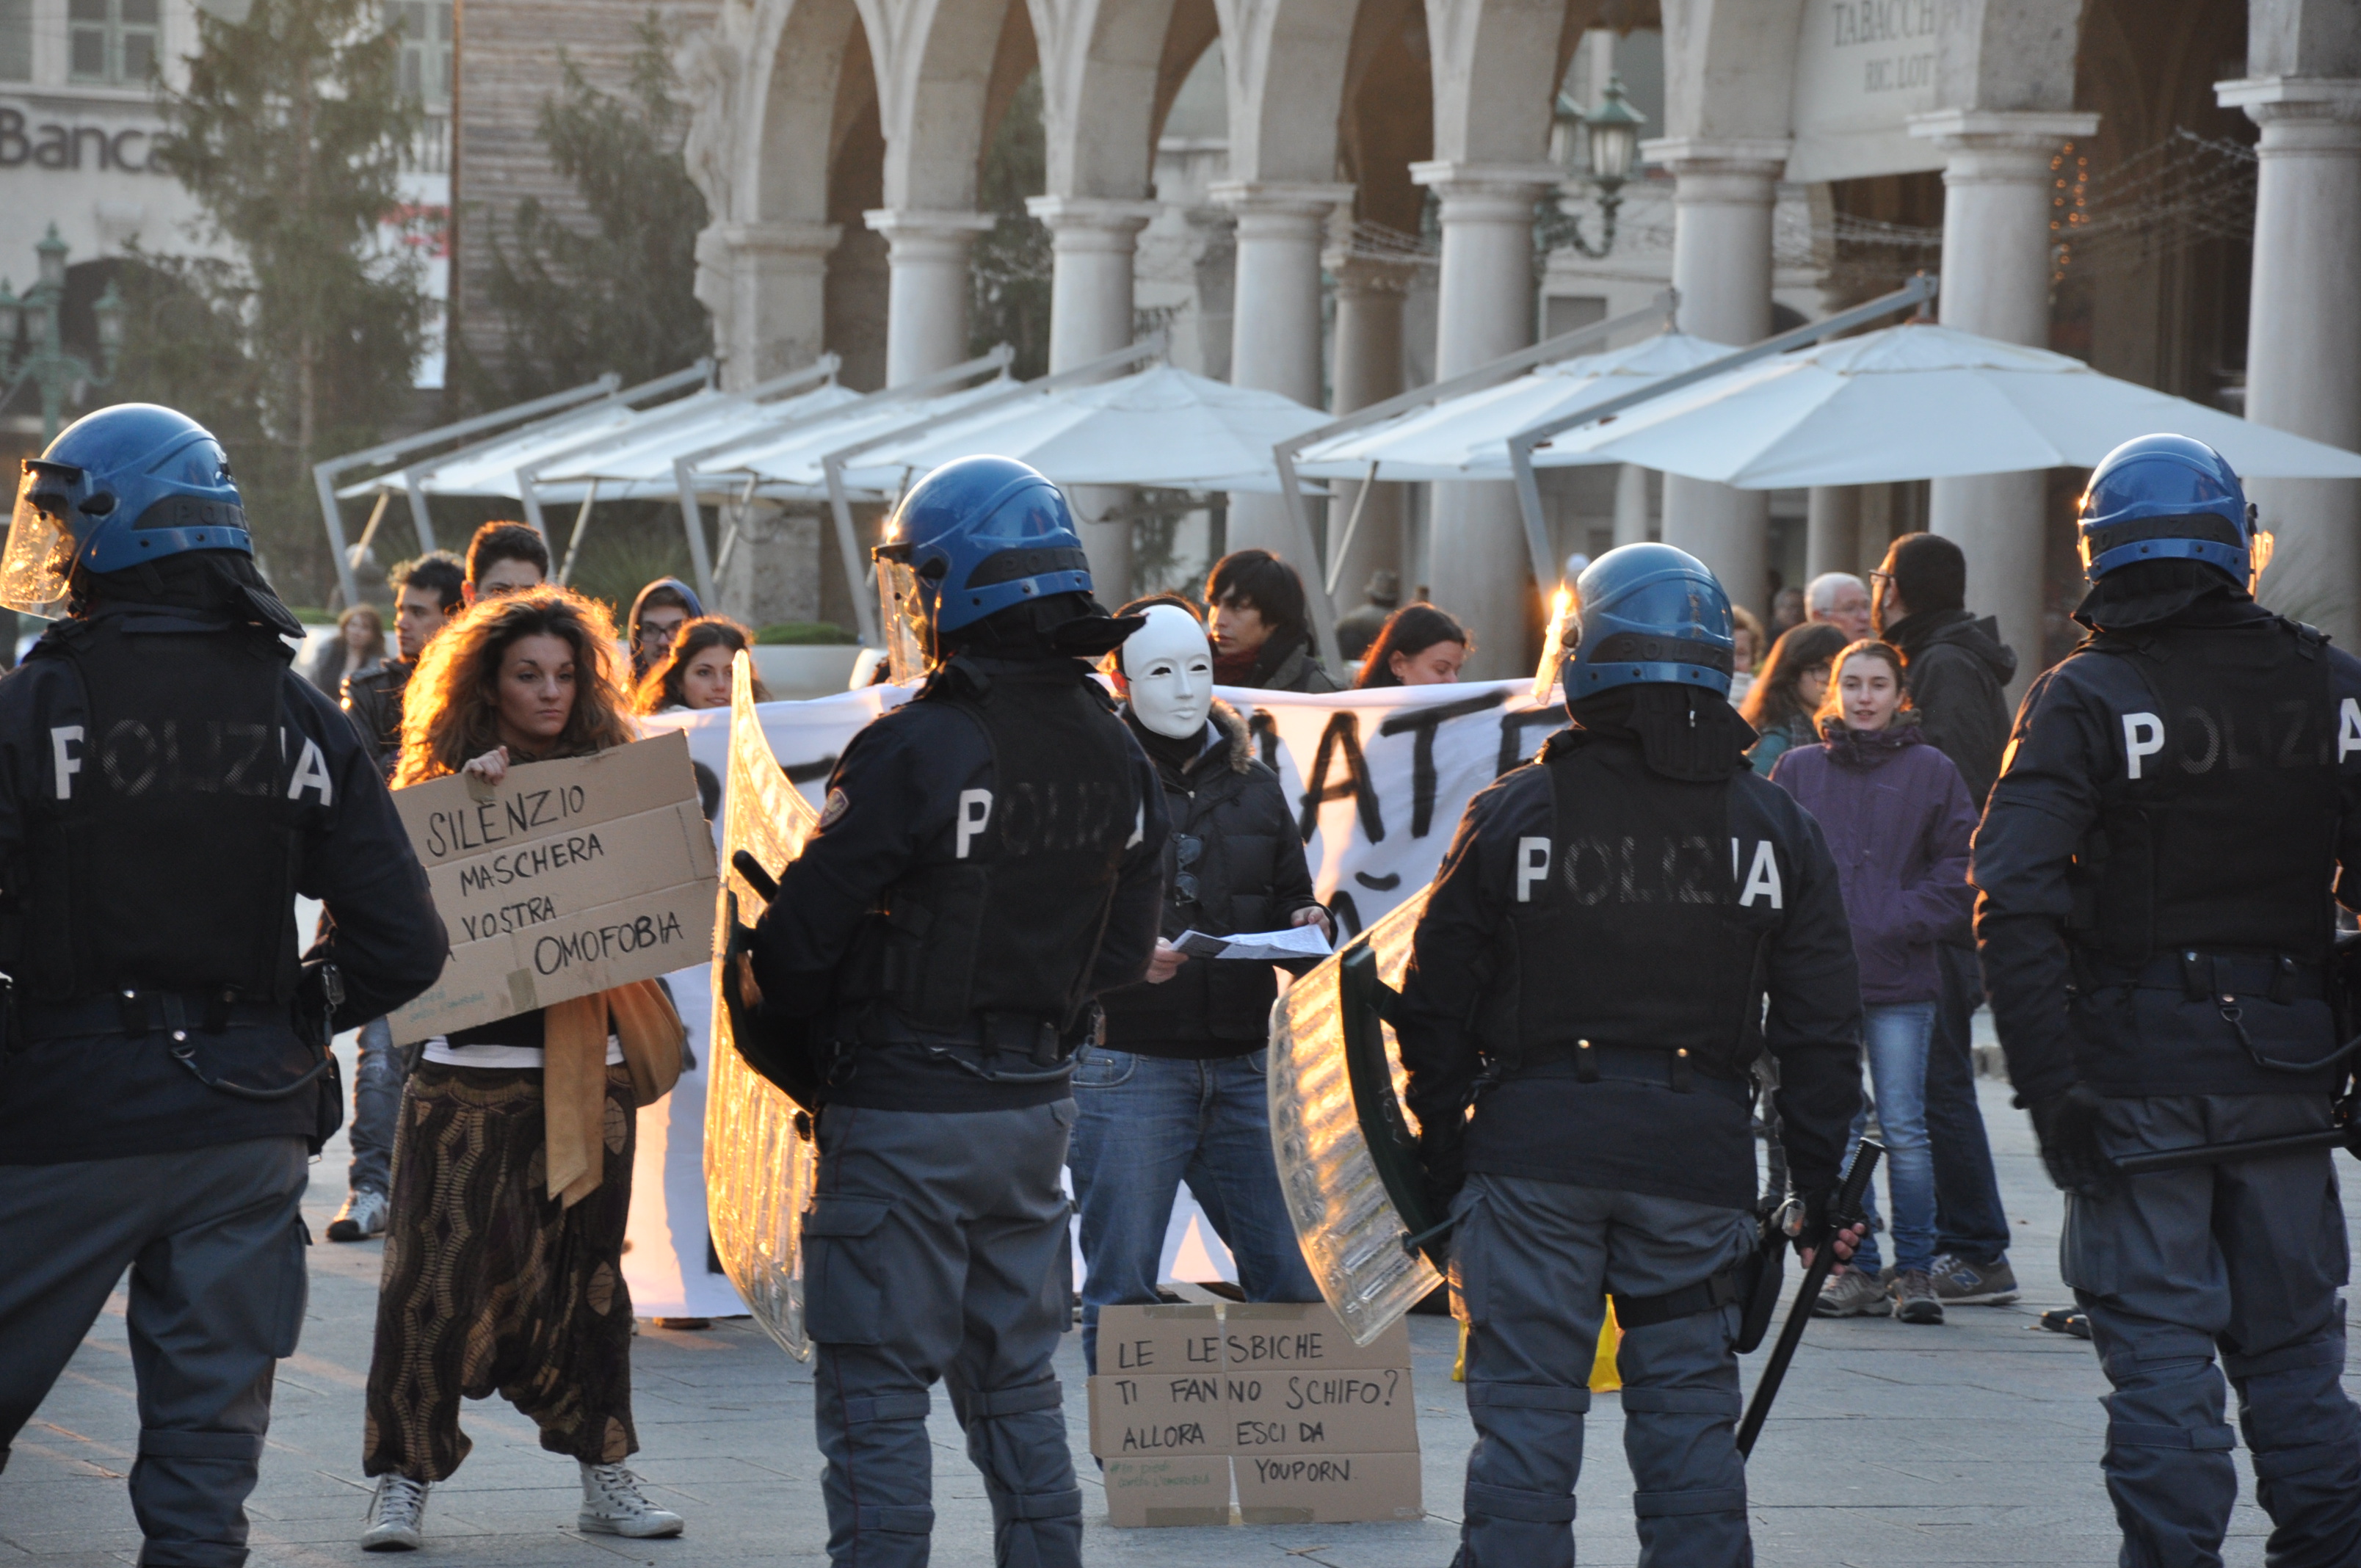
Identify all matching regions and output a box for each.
[387,730,719,1045]
[641,677,1559,936]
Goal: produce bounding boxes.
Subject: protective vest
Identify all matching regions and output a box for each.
[852,661,1138,1034]
[15,615,302,1003]
[1479,743,1766,1081]
[2073,619,2339,970]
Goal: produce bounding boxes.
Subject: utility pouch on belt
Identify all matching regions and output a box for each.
[1736,1221,1785,1354]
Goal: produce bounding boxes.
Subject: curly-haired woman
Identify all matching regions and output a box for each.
[360,587,689,1550]
[632,615,770,715]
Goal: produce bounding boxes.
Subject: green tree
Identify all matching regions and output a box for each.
[144,0,429,597]
[969,73,1052,379]
[463,14,710,404]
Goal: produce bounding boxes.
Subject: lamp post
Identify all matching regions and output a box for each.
[1536,70,1647,261]
[0,223,125,444]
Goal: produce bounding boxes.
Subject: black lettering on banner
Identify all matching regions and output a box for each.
[1328,888,1362,938]
[1379,689,1510,837]
[1498,705,1559,777]
[784,754,837,785]
[1296,711,1384,845]
[1354,871,1401,891]
[1249,708,1280,770]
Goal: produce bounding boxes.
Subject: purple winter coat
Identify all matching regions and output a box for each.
[1767,715,1975,1006]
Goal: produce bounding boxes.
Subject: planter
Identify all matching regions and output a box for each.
[752,644,866,697]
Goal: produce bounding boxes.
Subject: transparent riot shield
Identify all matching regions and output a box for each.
[1266,887,1443,1346]
[703,651,824,1360]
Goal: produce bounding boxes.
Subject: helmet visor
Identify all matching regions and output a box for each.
[877,557,930,685]
[1,470,78,619]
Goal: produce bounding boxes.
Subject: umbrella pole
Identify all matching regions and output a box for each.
[1324,461,1381,600]
[557,479,598,588]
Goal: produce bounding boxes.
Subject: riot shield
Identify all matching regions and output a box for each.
[703,651,824,1360]
[1266,887,1443,1346]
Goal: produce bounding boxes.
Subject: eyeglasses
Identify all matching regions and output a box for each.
[1172,834,1203,904]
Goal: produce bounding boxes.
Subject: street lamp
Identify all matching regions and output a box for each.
[0,223,120,443]
[1537,70,1647,260]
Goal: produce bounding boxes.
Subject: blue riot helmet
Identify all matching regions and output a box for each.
[1556,542,1736,702]
[873,454,1094,676]
[3,403,250,618]
[2077,433,2270,588]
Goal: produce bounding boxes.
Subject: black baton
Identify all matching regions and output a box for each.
[1736,1138,1884,1458]
[2114,1125,2350,1175]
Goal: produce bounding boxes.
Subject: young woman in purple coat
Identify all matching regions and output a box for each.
[1769,639,1977,1324]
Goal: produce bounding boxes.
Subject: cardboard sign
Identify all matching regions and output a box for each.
[387,731,719,1045]
[1088,1302,1421,1528]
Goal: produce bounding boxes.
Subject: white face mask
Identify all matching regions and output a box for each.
[1121,604,1214,741]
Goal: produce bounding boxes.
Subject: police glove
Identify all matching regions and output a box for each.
[1417,1127,1465,1225]
[2027,1084,2118,1199]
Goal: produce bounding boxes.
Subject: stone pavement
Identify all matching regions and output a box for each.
[5,1055,2357,1567]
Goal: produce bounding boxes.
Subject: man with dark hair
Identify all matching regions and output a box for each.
[325,548,465,1244]
[1204,548,1338,692]
[1871,529,2020,1309]
[463,520,549,603]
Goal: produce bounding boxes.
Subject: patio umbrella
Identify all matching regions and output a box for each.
[711,378,1025,500]
[532,382,865,501]
[834,363,1331,494]
[1534,322,2361,484]
[1295,331,1736,481]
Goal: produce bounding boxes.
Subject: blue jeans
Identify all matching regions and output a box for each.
[347,1017,403,1196]
[1928,940,2012,1264]
[1846,1001,1937,1278]
[1067,1046,1320,1372]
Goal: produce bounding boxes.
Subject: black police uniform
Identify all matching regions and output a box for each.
[750,650,1165,1568]
[1974,582,2361,1564]
[1399,689,1865,1567]
[0,590,446,1566]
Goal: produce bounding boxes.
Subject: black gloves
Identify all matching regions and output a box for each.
[2028,1084,2118,1198]
[1417,1127,1466,1227]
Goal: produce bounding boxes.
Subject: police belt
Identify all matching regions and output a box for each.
[1493,1039,1752,1105]
[20,987,293,1040]
[857,1006,1075,1084]
[2089,950,2326,1005]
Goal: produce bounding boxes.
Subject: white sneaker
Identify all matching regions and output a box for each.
[328,1188,391,1242]
[579,1462,684,1538]
[360,1474,427,1551]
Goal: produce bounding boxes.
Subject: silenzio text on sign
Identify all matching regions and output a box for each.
[0,109,161,173]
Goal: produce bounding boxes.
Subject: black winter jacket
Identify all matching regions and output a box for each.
[1885,607,2017,810]
[1098,702,1324,1056]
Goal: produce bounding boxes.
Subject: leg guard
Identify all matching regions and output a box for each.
[1459,1381,1588,1568]
[957,1379,1081,1568]
[816,1368,936,1568]
[2225,1334,2361,1568]
[1620,1386,1751,1568]
[2093,1324,2239,1568]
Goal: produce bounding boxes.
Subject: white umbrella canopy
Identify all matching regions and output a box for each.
[332,391,697,501]
[1297,331,1737,481]
[711,379,1023,499]
[533,382,865,499]
[838,363,1332,493]
[1538,322,2361,485]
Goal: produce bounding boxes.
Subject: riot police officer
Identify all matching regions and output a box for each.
[1974,434,2361,1564]
[0,404,448,1564]
[1397,543,1867,1568]
[741,455,1166,1568]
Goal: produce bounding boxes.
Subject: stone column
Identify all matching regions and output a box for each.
[1909,110,2096,683]
[1805,487,1860,581]
[863,209,996,387]
[693,221,841,390]
[1213,182,1352,559]
[1408,161,1559,679]
[2217,77,2361,643]
[1613,463,1652,547]
[1322,253,1416,608]
[1026,197,1159,600]
[1643,139,1787,617]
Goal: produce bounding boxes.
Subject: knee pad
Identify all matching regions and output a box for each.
[2225,1336,2361,1484]
[965,1379,1065,1423]
[838,1390,932,1429]
[1466,1382,1590,1429]
[1464,1480,1578,1524]
[1619,1387,1742,1420]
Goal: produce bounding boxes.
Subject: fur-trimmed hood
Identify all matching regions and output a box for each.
[1205,698,1253,774]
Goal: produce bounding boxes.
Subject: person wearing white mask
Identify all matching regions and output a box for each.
[1070,597,1332,1371]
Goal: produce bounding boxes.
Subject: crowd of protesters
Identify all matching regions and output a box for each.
[280,518,2022,1550]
